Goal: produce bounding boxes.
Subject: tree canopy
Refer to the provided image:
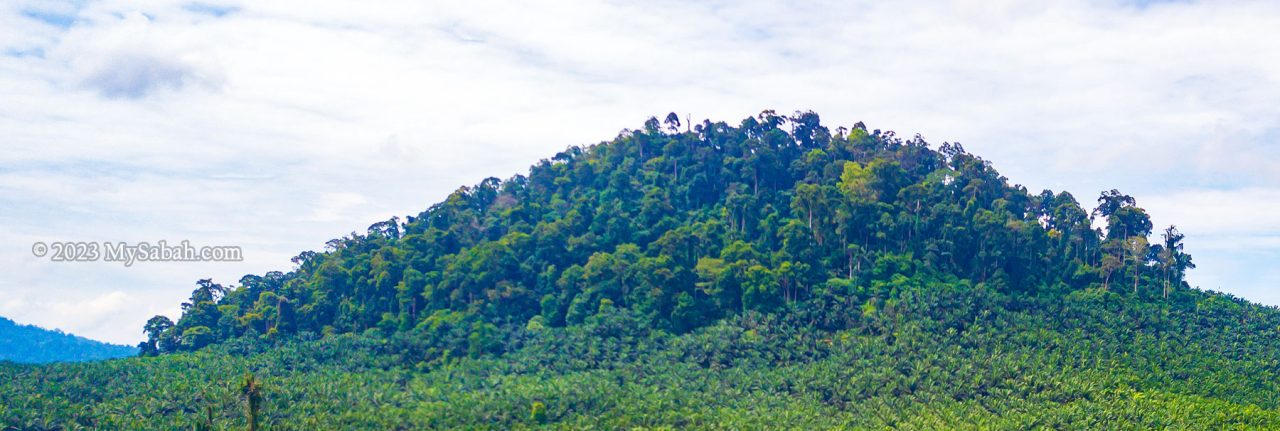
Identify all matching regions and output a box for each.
[136,112,1198,359]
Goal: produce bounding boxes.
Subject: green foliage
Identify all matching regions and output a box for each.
[4,282,1280,429]
[180,326,214,351]
[241,373,262,431]
[531,400,548,424]
[2,112,1264,429]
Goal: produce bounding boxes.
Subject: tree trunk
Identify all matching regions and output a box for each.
[1133,265,1140,295]
[848,251,854,280]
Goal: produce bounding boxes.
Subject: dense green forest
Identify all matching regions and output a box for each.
[0,316,136,363]
[4,111,1279,429]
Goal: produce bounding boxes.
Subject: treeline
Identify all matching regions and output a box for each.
[140,111,1193,361]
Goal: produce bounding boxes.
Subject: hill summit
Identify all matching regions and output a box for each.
[142,111,1195,357]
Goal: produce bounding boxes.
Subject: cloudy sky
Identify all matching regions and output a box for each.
[2,0,1278,345]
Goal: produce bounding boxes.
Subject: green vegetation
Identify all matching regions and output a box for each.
[2,111,1275,429]
[0,316,136,363]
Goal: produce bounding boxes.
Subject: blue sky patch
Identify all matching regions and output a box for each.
[21,9,76,28]
[4,47,46,59]
[184,3,239,18]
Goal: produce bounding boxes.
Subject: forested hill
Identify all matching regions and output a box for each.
[0,316,136,363]
[143,111,1199,357]
[12,112,1280,428]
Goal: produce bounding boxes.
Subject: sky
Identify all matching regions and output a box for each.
[1,0,1278,345]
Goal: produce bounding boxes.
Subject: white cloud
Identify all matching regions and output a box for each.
[47,290,130,327]
[52,11,225,98]
[0,288,150,345]
[1145,188,1280,240]
[307,192,369,223]
[1,0,1278,343]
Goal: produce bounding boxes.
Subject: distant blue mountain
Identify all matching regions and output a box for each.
[0,316,136,363]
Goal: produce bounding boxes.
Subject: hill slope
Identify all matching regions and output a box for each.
[0,316,136,363]
[3,112,1278,429]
